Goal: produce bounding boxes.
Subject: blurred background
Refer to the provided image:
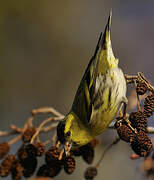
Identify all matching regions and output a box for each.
[0,0,154,179]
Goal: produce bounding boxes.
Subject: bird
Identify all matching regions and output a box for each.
[57,11,127,153]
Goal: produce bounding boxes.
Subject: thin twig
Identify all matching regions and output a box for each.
[125,72,154,93]
[31,107,64,117]
[7,119,29,145]
[95,137,120,168]
[0,124,23,137]
[125,117,137,134]
[147,127,154,134]
[8,134,22,145]
[43,140,50,146]
[28,116,34,127]
[124,74,138,84]
[134,80,142,112]
[40,123,58,133]
[108,123,154,134]
[36,135,41,142]
[10,124,22,133]
[0,130,19,137]
[127,89,146,111]
[30,116,63,144]
[138,72,154,92]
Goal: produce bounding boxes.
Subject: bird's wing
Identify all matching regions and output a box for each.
[71,11,114,123]
[71,33,102,123]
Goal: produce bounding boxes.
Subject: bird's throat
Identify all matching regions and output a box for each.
[65,112,95,146]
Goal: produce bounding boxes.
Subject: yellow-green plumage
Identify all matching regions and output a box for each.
[58,11,127,146]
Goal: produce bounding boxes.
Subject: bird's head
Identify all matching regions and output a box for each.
[57,112,95,154]
[56,116,74,155]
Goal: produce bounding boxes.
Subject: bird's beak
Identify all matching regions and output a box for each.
[64,141,72,156]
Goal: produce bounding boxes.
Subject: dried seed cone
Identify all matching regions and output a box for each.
[45,146,60,165]
[84,167,97,180]
[0,142,10,159]
[129,111,148,132]
[22,157,37,178]
[17,144,37,177]
[0,165,10,177]
[136,82,148,95]
[64,156,76,174]
[144,94,154,117]
[81,145,94,164]
[0,154,16,177]
[22,127,36,143]
[131,131,153,157]
[37,164,61,178]
[1,154,16,167]
[17,144,37,163]
[11,160,23,180]
[115,122,135,142]
[25,144,37,157]
[34,142,45,156]
[144,108,153,118]
[17,145,28,162]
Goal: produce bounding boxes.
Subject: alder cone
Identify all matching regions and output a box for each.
[136,82,147,95]
[45,146,60,165]
[131,131,153,157]
[37,164,61,178]
[0,155,16,177]
[0,142,10,159]
[82,147,94,164]
[64,156,76,174]
[116,123,135,142]
[144,93,154,117]
[84,167,97,180]
[129,111,148,132]
[22,157,37,178]
[11,160,23,180]
[34,142,45,156]
[22,127,36,143]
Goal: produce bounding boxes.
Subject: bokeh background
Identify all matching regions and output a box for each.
[0,0,154,180]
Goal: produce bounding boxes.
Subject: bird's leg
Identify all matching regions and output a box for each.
[116,99,127,124]
[120,99,137,133]
[123,101,127,119]
[133,79,142,112]
[121,97,128,119]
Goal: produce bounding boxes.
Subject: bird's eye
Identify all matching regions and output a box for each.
[68,144,71,148]
[66,131,70,137]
